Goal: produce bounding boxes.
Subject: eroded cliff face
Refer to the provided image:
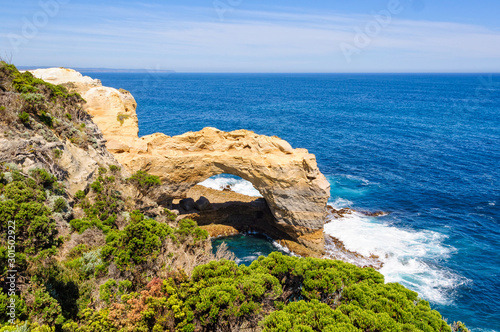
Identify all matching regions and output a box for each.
[127,128,331,232]
[0,68,121,195]
[30,68,331,249]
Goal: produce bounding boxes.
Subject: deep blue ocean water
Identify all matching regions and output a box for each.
[82,72,500,332]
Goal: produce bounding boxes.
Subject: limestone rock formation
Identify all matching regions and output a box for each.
[83,86,139,146]
[30,68,331,240]
[29,68,102,94]
[126,128,331,232]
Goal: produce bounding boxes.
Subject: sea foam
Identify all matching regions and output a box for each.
[199,175,262,197]
[324,208,469,305]
[203,175,469,305]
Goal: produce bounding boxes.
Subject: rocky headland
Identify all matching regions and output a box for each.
[30,67,331,256]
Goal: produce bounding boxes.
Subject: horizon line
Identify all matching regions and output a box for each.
[16,66,500,75]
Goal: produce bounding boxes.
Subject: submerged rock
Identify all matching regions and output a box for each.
[327,205,389,220]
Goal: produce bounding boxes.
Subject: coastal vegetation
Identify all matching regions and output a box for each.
[0,62,469,331]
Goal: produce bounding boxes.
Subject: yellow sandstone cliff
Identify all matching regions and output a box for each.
[30,68,331,253]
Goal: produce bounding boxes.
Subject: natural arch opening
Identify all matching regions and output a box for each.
[198,174,262,198]
[169,171,285,240]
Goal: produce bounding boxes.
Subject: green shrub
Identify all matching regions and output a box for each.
[118,280,132,293]
[54,149,63,159]
[13,72,41,93]
[108,165,120,173]
[175,218,209,244]
[254,253,451,332]
[73,309,115,332]
[74,190,86,201]
[0,291,28,323]
[27,215,57,250]
[18,111,30,123]
[70,218,103,234]
[116,113,129,125]
[11,69,81,101]
[4,180,45,204]
[261,299,355,332]
[51,181,65,196]
[0,171,57,253]
[4,163,19,171]
[103,175,115,184]
[90,180,103,193]
[164,208,177,221]
[39,111,53,127]
[65,113,72,120]
[103,211,173,269]
[81,249,104,277]
[99,279,118,304]
[29,323,56,332]
[20,92,45,105]
[452,321,470,332]
[165,259,283,330]
[29,168,57,188]
[68,244,89,259]
[53,197,67,213]
[74,175,122,235]
[31,286,64,326]
[61,321,79,332]
[127,170,161,197]
[98,279,132,305]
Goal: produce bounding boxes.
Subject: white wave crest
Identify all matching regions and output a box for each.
[199,175,262,197]
[330,197,354,209]
[271,241,300,257]
[324,209,469,305]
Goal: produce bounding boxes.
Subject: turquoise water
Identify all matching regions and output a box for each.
[83,72,500,331]
[211,234,288,266]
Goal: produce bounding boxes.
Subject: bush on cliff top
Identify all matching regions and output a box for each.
[102,210,174,269]
[9,67,80,101]
[59,253,453,332]
[0,62,98,152]
[0,169,59,254]
[127,170,161,197]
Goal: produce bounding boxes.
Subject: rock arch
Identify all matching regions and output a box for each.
[114,128,331,232]
[30,68,331,238]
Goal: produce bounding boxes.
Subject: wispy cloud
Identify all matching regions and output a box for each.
[1,3,499,72]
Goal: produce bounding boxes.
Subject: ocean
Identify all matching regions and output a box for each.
[81,72,500,332]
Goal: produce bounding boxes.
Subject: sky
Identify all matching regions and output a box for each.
[0,0,499,72]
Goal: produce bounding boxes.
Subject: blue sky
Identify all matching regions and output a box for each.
[1,0,499,72]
